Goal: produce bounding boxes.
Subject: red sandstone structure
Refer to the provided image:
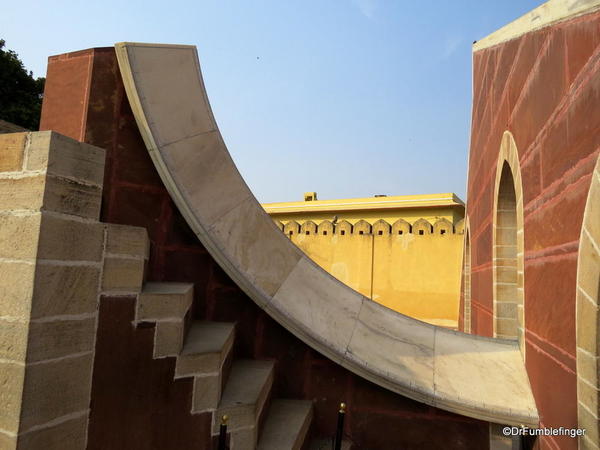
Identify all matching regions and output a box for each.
[460,2,600,449]
[0,1,599,449]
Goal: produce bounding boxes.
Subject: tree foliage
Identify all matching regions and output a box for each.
[0,39,45,130]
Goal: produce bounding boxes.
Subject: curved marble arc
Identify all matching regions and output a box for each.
[114,42,538,427]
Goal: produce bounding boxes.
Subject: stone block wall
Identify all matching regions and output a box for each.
[0,131,105,449]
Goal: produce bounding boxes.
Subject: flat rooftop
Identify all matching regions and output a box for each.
[263,193,465,215]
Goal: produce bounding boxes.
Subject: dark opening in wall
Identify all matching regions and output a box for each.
[419,230,424,235]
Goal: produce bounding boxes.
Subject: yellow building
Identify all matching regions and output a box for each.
[263,192,465,328]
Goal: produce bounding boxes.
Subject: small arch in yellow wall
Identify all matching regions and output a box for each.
[392,219,411,235]
[319,220,334,236]
[301,220,318,235]
[434,218,453,235]
[354,219,372,235]
[283,220,301,237]
[372,219,391,236]
[413,218,433,236]
[336,220,352,236]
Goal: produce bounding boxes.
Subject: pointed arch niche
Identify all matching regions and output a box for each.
[463,218,472,334]
[576,154,600,449]
[492,131,525,349]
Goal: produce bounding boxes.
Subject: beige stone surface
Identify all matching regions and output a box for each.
[175,321,234,376]
[115,42,539,426]
[26,318,96,363]
[0,261,35,318]
[0,319,28,362]
[101,257,145,292]
[31,264,100,319]
[576,157,600,447]
[210,197,303,300]
[0,175,45,211]
[38,214,104,262]
[0,212,41,260]
[577,287,598,355]
[577,346,599,397]
[15,414,88,450]
[19,354,93,431]
[137,282,193,321]
[0,174,102,219]
[105,223,149,259]
[579,224,600,305]
[27,131,105,186]
[257,399,313,450]
[0,361,25,433]
[474,0,600,51]
[270,257,364,353]
[579,402,599,445]
[0,430,16,450]
[154,321,184,357]
[433,330,537,423]
[213,359,274,434]
[192,374,221,412]
[120,45,216,146]
[578,374,599,413]
[162,131,254,227]
[0,133,26,172]
[346,300,435,398]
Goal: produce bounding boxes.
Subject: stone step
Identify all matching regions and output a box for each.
[213,359,275,450]
[257,399,313,450]
[176,321,235,377]
[175,321,236,413]
[310,439,352,450]
[102,224,149,294]
[135,282,194,358]
[136,282,194,322]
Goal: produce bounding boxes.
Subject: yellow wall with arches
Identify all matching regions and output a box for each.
[263,193,465,328]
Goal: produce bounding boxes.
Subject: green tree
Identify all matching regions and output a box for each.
[0,39,45,130]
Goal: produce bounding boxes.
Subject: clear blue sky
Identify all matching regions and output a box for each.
[2,0,543,202]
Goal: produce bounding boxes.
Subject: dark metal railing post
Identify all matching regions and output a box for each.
[334,402,346,450]
[218,414,228,450]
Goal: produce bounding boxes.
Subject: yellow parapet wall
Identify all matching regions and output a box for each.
[263,192,465,226]
[264,193,465,328]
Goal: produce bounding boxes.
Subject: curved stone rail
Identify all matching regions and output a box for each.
[114,42,538,427]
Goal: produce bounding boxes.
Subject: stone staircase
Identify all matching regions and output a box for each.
[104,223,314,450]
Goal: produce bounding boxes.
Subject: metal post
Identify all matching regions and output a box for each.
[334,402,346,450]
[218,415,228,450]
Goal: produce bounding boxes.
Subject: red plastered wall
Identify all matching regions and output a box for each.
[467,11,600,450]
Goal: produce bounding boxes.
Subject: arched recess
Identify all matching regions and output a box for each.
[463,217,472,334]
[576,154,600,449]
[492,131,525,349]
